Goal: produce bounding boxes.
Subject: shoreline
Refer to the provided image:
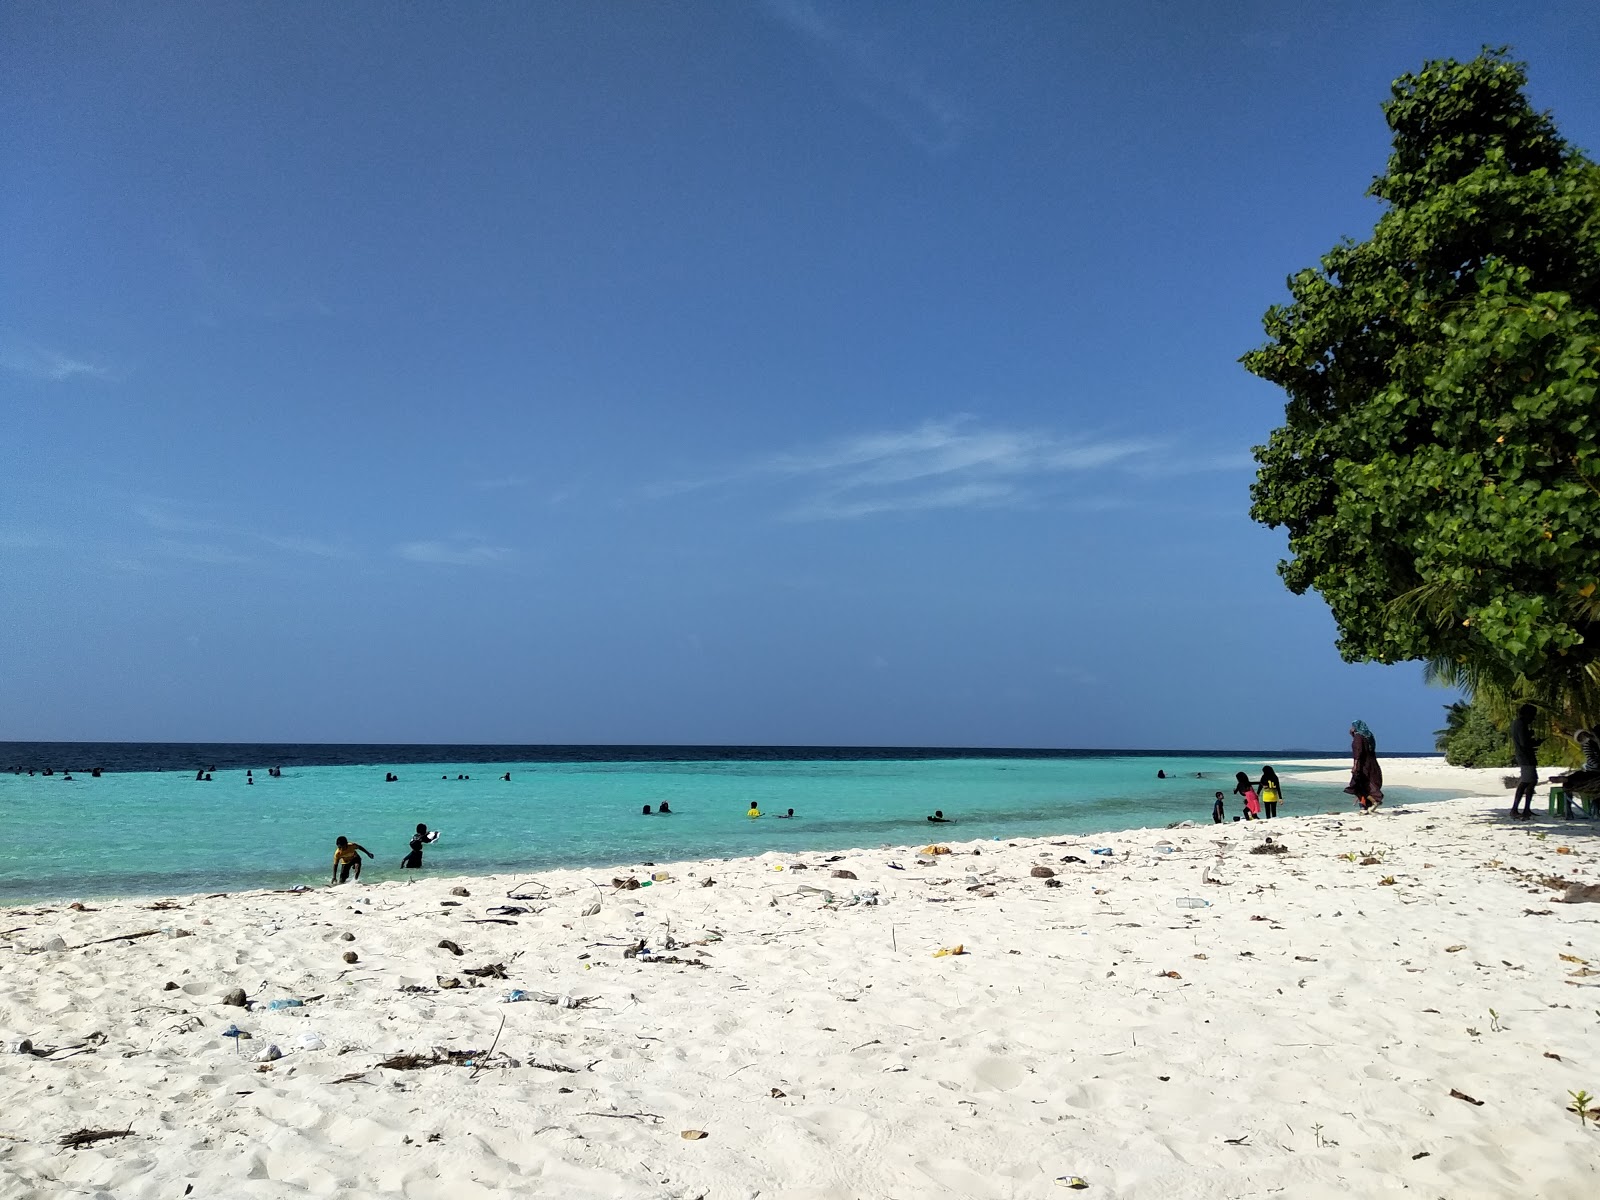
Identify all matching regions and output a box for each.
[1,771,1469,908]
[2,792,1598,1197]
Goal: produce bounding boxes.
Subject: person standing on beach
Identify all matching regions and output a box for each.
[331,836,374,884]
[1510,704,1540,819]
[1258,773,1280,819]
[400,823,439,868]
[1344,720,1384,812]
[1258,766,1283,816]
[1211,792,1226,824]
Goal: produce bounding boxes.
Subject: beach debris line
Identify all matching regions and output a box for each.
[500,989,598,1007]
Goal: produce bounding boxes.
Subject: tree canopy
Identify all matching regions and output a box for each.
[1243,48,1600,726]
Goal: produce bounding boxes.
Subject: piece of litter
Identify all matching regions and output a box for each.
[1055,1178,1089,1190]
[1449,1089,1484,1106]
[681,1129,708,1140]
[932,945,966,958]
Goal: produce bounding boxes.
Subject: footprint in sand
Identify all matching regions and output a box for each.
[970,1056,1026,1092]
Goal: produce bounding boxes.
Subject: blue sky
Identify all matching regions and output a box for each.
[3,3,1597,750]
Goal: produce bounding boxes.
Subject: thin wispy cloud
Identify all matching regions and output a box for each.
[134,504,220,534]
[661,418,1159,521]
[762,0,970,153]
[133,500,351,560]
[472,476,532,491]
[1,337,114,383]
[395,539,513,566]
[259,534,347,559]
[0,529,52,550]
[153,540,256,566]
[791,481,1019,521]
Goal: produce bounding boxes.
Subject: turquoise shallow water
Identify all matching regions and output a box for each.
[0,755,1455,901]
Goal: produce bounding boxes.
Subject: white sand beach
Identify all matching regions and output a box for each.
[3,766,1599,1199]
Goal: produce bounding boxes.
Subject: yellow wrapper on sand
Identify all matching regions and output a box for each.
[933,944,965,957]
[921,845,952,855]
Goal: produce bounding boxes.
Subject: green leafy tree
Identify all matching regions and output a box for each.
[1243,49,1600,729]
[1434,700,1513,767]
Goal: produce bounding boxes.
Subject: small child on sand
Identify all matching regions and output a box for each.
[1212,792,1225,824]
[332,836,374,884]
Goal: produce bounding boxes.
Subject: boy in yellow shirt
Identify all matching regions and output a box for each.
[331,836,374,884]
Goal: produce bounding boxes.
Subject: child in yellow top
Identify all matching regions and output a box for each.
[331,835,373,884]
[746,804,761,818]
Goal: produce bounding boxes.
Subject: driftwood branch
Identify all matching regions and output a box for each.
[579,1111,663,1124]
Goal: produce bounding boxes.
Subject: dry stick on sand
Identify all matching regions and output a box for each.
[59,1124,134,1150]
[71,930,162,949]
[580,1112,663,1124]
[470,1014,507,1080]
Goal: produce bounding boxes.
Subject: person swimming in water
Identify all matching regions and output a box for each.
[747,803,762,818]
[332,836,374,884]
[657,801,672,814]
[642,804,653,815]
[775,808,795,819]
[927,810,951,823]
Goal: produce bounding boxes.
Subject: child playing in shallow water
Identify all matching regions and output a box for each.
[331,836,373,884]
[400,823,439,869]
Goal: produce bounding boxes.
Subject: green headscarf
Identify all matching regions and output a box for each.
[1350,720,1372,739]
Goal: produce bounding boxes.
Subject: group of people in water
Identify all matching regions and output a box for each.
[331,822,439,883]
